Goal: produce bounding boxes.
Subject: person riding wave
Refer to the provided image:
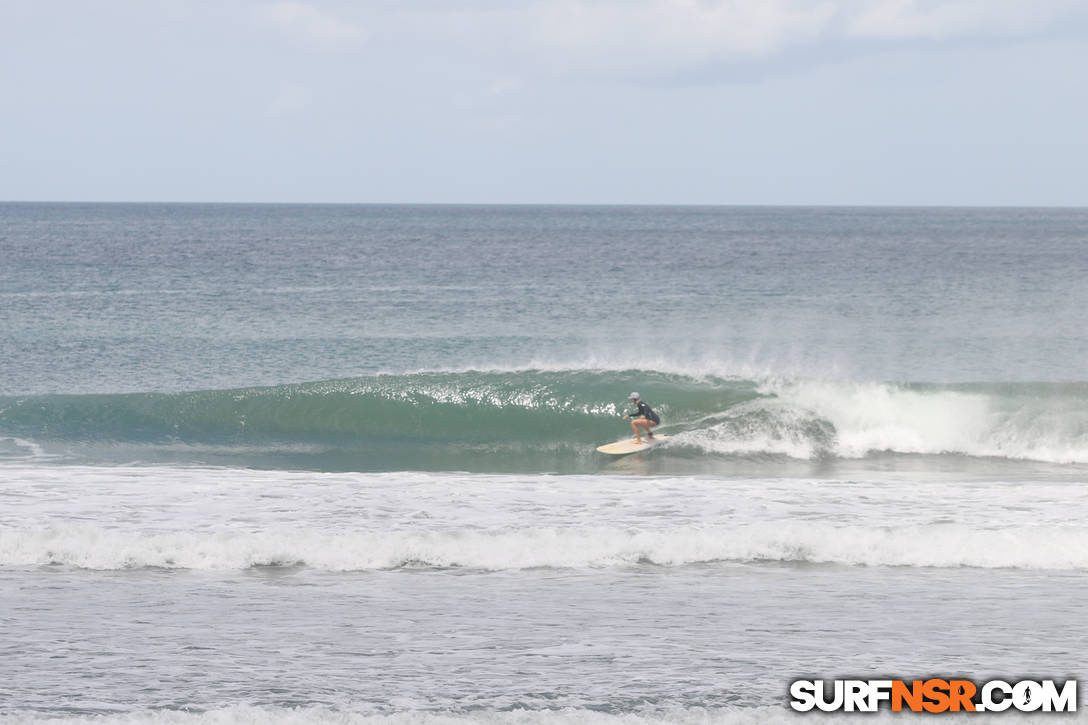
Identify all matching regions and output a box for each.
[622,392,660,444]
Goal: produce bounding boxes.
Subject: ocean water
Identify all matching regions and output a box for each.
[1,203,1087,723]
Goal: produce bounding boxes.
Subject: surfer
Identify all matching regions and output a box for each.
[622,392,660,444]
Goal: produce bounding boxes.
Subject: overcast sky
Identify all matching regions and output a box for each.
[2,1,1087,205]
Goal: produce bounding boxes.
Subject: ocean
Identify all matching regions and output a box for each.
[1,203,1087,723]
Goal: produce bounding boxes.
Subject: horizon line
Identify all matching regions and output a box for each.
[3,200,1086,210]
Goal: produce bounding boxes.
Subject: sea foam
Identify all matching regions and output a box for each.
[4,521,1086,572]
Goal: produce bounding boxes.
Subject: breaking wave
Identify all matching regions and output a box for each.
[2,370,1087,469]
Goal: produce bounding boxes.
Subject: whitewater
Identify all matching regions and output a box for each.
[2,203,1087,722]
[3,465,1088,572]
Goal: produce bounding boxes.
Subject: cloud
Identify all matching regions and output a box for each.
[235,1,1088,84]
[252,1,364,50]
[414,0,1088,80]
[517,0,838,76]
[537,1,834,57]
[843,0,1086,40]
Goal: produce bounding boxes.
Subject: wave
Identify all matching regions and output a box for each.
[5,522,1087,572]
[2,371,1088,469]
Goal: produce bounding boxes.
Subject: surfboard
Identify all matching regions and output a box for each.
[596,434,669,455]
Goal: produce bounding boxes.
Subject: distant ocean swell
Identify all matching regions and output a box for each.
[4,521,1087,571]
[2,370,1087,467]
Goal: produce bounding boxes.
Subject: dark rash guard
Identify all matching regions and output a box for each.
[627,401,660,424]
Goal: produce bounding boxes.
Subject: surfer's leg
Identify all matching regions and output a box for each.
[630,418,643,442]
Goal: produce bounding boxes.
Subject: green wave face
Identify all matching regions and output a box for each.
[0,371,759,471]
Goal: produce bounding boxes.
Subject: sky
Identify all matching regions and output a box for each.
[2,0,1087,205]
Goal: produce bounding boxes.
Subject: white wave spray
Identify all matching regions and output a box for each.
[677,379,1088,464]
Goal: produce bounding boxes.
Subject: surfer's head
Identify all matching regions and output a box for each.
[629,392,640,401]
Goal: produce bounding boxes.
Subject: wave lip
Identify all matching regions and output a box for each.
[5,522,1087,572]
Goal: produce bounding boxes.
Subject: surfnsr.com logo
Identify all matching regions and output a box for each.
[790,679,1077,713]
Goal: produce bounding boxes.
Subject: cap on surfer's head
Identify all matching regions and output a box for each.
[629,392,640,400]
